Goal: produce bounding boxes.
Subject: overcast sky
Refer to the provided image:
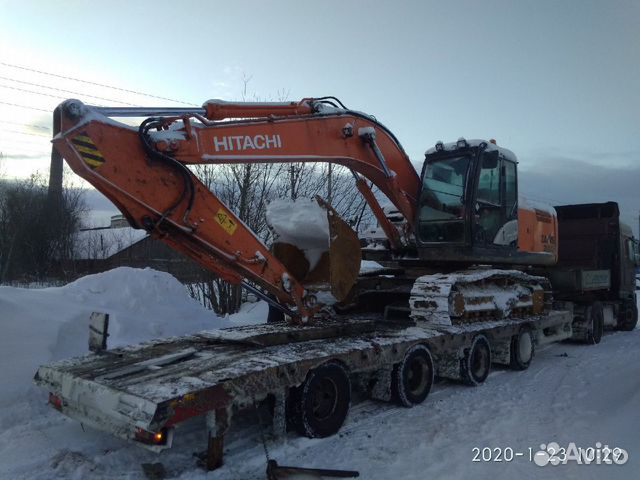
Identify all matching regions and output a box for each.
[0,0,638,233]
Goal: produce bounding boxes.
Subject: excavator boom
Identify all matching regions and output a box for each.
[52,98,421,320]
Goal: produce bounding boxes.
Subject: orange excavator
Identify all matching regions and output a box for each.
[52,97,557,323]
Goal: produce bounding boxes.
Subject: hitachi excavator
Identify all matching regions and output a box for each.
[52,97,557,324]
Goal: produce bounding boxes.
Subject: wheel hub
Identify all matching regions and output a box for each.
[311,378,338,421]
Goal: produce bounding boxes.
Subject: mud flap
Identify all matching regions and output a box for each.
[89,312,110,352]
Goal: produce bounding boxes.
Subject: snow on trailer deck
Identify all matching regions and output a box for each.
[34,310,571,460]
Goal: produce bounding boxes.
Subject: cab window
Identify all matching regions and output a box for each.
[504,160,517,219]
[477,155,500,205]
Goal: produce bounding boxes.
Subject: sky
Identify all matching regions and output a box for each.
[0,0,638,232]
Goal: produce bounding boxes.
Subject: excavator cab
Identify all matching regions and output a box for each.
[416,139,521,265]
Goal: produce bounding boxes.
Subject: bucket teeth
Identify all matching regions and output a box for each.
[410,269,550,326]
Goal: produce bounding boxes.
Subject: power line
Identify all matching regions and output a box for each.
[0,75,141,106]
[1,61,199,106]
[1,128,50,138]
[0,138,51,148]
[0,84,108,106]
[0,120,50,132]
[0,148,49,156]
[0,100,51,113]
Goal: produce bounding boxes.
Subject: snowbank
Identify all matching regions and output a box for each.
[0,267,266,407]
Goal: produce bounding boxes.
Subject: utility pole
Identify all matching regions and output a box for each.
[327,163,332,204]
[48,109,63,208]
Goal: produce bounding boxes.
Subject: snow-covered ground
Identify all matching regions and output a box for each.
[0,268,638,479]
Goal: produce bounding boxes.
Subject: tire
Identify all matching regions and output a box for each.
[392,344,434,407]
[510,327,535,370]
[288,362,351,438]
[461,335,491,386]
[586,301,604,345]
[617,300,638,331]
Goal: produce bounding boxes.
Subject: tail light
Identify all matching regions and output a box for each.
[134,427,168,446]
[49,393,64,411]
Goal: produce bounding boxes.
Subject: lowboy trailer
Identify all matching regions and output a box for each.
[35,308,576,471]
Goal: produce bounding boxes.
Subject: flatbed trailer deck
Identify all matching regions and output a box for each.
[35,310,573,470]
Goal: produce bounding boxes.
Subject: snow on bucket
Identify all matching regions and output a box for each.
[266,197,361,304]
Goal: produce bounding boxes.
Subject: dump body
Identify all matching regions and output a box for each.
[549,202,637,303]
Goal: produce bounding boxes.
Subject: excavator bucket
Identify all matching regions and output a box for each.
[267,197,361,304]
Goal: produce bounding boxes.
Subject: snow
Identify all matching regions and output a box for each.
[73,227,148,259]
[425,138,518,163]
[266,198,330,270]
[519,195,557,217]
[148,128,187,142]
[53,101,137,140]
[360,260,384,273]
[358,126,376,137]
[0,268,264,405]
[0,268,638,479]
[313,103,346,115]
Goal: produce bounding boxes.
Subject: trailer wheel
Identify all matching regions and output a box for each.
[288,362,351,438]
[392,344,434,407]
[461,335,491,386]
[510,328,535,370]
[617,301,638,331]
[586,302,604,345]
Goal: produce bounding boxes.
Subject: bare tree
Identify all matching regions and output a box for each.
[187,78,288,314]
[0,172,86,284]
[184,80,375,314]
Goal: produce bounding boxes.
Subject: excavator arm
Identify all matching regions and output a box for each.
[52,98,420,321]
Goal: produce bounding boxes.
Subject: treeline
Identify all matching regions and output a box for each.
[0,172,85,284]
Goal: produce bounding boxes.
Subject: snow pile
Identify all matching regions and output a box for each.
[0,267,266,407]
[266,198,330,269]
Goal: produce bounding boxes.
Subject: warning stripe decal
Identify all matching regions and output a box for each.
[83,158,104,168]
[75,144,100,156]
[73,141,98,151]
[72,133,105,170]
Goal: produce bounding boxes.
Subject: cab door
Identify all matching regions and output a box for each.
[473,152,518,250]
